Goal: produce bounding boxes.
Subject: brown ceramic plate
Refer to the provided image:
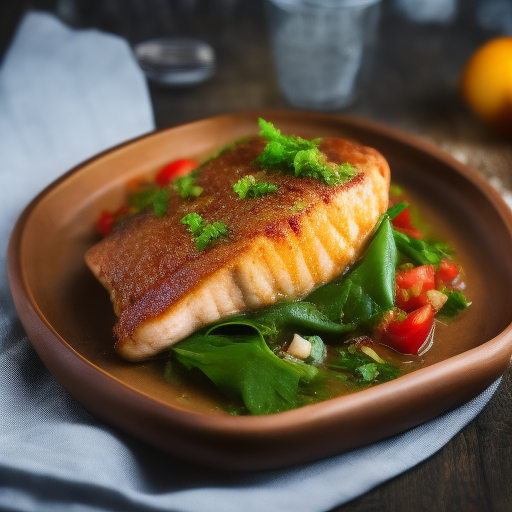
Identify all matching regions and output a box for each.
[8,111,512,471]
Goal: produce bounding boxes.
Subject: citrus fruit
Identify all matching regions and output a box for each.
[461,37,512,133]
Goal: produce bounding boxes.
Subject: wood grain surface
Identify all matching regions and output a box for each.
[148,1,512,510]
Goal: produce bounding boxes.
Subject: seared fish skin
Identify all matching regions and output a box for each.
[85,136,390,361]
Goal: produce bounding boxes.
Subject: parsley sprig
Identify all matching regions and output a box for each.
[180,212,229,251]
[151,171,203,217]
[233,175,278,199]
[173,173,203,200]
[255,118,357,186]
[152,189,170,217]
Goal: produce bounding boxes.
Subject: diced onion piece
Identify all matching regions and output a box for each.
[287,334,312,360]
[360,345,386,364]
[426,289,448,311]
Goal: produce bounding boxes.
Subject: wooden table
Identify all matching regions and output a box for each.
[149,1,512,510]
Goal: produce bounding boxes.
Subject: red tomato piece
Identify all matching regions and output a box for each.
[155,158,198,188]
[95,205,131,238]
[391,206,412,228]
[392,206,423,239]
[395,264,435,312]
[96,210,114,237]
[375,304,435,355]
[436,258,459,287]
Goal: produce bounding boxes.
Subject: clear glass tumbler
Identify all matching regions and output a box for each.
[265,0,382,110]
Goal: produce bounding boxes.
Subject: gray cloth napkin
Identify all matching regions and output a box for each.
[0,10,501,512]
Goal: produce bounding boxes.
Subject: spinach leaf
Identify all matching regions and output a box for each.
[306,216,396,327]
[237,301,356,343]
[393,229,453,265]
[439,289,470,317]
[172,324,317,415]
[328,348,401,384]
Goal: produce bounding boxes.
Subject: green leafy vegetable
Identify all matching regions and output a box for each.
[172,324,317,415]
[255,118,357,186]
[227,301,356,347]
[357,363,379,382]
[180,213,229,250]
[173,173,203,199]
[233,175,278,199]
[393,229,453,265]
[439,289,470,317]
[329,348,401,384]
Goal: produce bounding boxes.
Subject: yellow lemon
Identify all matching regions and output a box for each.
[461,37,512,133]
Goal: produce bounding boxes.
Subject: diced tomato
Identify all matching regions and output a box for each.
[394,226,424,239]
[436,258,459,288]
[375,304,435,355]
[155,158,198,188]
[95,206,130,237]
[392,206,423,239]
[395,264,435,312]
[391,207,412,229]
[96,210,115,237]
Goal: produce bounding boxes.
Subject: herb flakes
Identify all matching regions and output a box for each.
[173,173,203,200]
[255,118,357,187]
[152,188,170,218]
[233,174,278,199]
[180,212,229,251]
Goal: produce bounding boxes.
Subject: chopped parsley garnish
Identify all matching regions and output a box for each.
[151,171,203,217]
[128,182,159,211]
[255,118,357,186]
[173,173,203,200]
[152,188,170,217]
[180,211,203,233]
[180,212,228,251]
[233,175,278,199]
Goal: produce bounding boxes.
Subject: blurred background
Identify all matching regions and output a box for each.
[2,1,511,192]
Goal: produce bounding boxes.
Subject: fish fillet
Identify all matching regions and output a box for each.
[85,136,390,361]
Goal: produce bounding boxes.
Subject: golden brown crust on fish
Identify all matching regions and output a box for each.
[85,136,390,361]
